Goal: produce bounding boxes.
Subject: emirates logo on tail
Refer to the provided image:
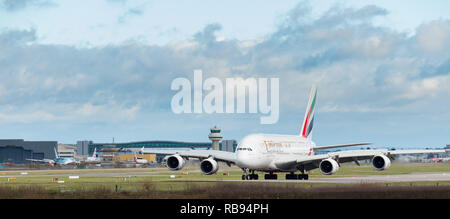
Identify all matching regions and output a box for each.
[301,85,317,139]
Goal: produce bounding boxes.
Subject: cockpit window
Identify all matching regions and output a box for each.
[237,147,252,151]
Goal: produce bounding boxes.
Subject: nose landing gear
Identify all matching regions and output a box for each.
[241,169,259,180]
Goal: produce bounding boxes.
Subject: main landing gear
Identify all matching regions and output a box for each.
[285,172,309,180]
[241,170,309,180]
[290,166,309,180]
[264,172,277,180]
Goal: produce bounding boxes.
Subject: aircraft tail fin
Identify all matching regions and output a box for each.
[54,147,59,159]
[300,85,317,140]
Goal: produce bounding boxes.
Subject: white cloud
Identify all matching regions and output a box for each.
[0,111,57,123]
[0,3,450,146]
[76,103,102,116]
[416,20,450,53]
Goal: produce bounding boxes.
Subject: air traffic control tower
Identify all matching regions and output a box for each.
[208,126,223,150]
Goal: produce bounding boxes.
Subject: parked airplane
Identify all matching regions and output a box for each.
[83,148,102,164]
[134,150,148,164]
[430,157,450,163]
[28,148,79,165]
[135,85,446,180]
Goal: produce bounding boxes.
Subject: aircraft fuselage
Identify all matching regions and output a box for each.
[235,134,316,172]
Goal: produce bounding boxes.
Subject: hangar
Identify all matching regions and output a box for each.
[0,139,57,163]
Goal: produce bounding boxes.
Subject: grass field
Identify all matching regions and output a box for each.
[0,162,449,198]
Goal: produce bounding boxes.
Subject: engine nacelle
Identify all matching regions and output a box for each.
[372,154,391,171]
[200,158,219,175]
[319,158,339,175]
[166,154,186,170]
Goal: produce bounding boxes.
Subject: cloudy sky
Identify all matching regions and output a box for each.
[0,0,450,148]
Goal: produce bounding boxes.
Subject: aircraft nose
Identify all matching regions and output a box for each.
[236,152,247,167]
[236,151,257,168]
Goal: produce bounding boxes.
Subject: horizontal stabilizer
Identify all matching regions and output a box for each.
[313,142,372,151]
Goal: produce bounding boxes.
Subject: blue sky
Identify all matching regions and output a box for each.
[0,0,450,148]
[2,0,449,45]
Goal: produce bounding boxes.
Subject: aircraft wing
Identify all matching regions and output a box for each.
[26,158,54,163]
[313,142,372,151]
[275,149,447,171]
[137,149,237,164]
[387,149,448,155]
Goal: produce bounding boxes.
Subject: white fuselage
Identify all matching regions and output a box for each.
[135,157,148,164]
[86,157,101,163]
[235,134,316,172]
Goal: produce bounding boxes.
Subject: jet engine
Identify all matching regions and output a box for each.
[200,158,219,175]
[319,158,339,175]
[372,154,391,171]
[166,154,186,170]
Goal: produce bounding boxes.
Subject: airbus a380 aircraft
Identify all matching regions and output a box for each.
[137,86,446,180]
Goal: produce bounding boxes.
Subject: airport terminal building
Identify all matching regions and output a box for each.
[0,128,238,164]
[77,139,238,163]
[76,127,238,163]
